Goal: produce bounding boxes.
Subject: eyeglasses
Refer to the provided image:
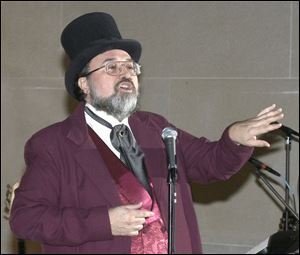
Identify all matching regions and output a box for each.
[80,60,141,77]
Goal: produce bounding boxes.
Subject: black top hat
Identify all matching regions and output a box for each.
[61,12,142,100]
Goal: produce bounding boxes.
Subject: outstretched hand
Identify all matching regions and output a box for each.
[228,104,284,147]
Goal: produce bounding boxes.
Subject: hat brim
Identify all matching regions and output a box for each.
[65,39,142,100]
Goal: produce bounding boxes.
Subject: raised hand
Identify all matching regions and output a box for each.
[228,104,284,147]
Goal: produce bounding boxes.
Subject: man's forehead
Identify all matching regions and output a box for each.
[94,49,132,61]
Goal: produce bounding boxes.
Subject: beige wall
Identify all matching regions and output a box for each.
[1,1,299,253]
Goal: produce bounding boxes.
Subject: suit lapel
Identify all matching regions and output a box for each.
[66,103,121,207]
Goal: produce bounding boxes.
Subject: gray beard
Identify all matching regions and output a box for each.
[88,81,139,121]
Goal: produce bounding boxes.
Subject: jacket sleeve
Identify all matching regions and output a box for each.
[9,136,113,246]
[178,125,254,184]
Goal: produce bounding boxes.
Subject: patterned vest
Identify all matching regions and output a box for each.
[88,127,168,254]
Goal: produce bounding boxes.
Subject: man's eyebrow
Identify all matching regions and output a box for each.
[102,58,115,63]
[102,57,132,64]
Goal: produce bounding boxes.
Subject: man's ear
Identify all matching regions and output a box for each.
[78,77,89,95]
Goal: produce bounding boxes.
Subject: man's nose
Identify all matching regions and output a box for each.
[120,68,133,79]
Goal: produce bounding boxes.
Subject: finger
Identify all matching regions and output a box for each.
[259,114,284,130]
[256,104,276,117]
[131,217,146,225]
[249,139,271,148]
[123,202,143,210]
[256,107,283,121]
[249,122,283,140]
[262,122,283,133]
[134,210,155,218]
[134,224,144,231]
[128,224,144,236]
[252,112,284,129]
[128,230,139,236]
[244,136,270,147]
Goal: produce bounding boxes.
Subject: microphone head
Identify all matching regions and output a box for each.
[162,127,178,140]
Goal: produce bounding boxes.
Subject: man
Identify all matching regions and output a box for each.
[10,12,284,254]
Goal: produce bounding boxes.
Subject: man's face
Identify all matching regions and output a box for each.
[78,49,140,120]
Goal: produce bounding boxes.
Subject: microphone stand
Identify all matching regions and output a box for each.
[277,124,299,231]
[162,127,178,254]
[18,239,25,254]
[254,168,299,254]
[283,135,291,231]
[254,168,299,221]
[168,165,177,254]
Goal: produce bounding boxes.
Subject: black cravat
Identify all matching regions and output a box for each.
[85,106,152,195]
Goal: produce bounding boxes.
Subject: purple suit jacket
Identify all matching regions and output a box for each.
[10,103,253,253]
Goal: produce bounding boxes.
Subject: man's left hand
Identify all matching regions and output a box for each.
[228,104,284,148]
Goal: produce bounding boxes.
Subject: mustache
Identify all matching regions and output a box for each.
[115,78,134,89]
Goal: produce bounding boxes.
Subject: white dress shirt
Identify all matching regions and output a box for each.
[84,103,135,158]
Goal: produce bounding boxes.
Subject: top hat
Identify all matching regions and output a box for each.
[61,12,142,100]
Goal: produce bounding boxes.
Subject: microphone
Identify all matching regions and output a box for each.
[161,127,178,169]
[273,122,299,137]
[280,124,299,137]
[248,157,281,177]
